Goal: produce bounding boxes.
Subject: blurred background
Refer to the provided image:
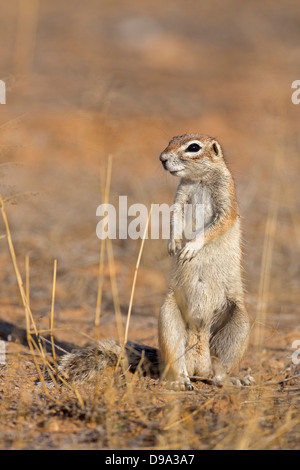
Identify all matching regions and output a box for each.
[0,0,299,350]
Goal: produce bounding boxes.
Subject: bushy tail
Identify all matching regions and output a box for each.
[57,339,160,384]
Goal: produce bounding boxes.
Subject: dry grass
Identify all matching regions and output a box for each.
[0,0,300,451]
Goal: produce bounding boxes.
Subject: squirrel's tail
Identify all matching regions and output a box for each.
[57,339,160,384]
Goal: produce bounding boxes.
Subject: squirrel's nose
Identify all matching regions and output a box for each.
[159,152,168,163]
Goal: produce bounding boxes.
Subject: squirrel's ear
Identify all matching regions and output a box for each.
[210,141,222,158]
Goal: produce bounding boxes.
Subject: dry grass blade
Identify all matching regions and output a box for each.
[50,259,57,367]
[285,184,300,251]
[3,191,39,204]
[93,155,113,400]
[124,205,153,345]
[115,205,152,373]
[94,155,113,336]
[107,237,124,342]
[255,169,280,347]
[25,254,30,318]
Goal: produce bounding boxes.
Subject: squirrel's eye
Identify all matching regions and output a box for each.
[186,143,201,152]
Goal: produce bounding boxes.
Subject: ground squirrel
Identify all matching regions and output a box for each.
[56,133,253,390]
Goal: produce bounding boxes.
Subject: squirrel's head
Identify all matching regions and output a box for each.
[159,134,225,180]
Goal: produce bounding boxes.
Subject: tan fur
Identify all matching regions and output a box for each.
[55,134,252,390]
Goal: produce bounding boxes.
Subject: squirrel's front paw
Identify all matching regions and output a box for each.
[168,239,182,256]
[178,242,200,262]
